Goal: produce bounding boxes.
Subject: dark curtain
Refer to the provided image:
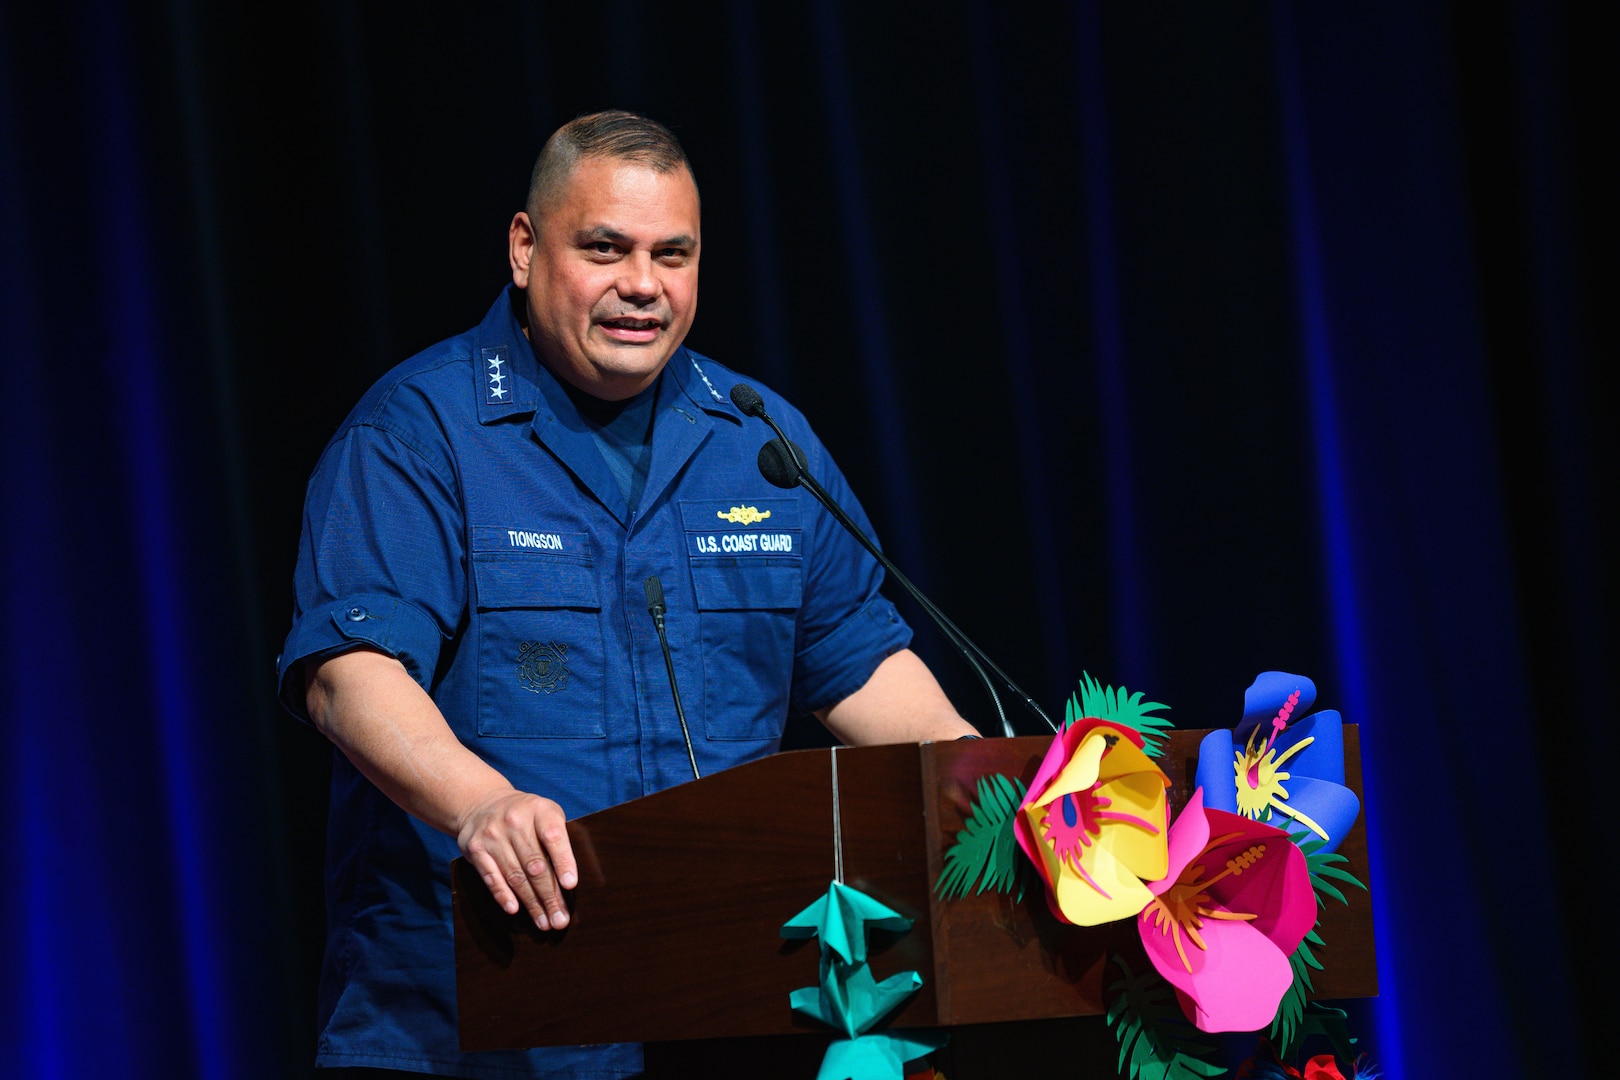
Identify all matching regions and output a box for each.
[1,2,1609,1077]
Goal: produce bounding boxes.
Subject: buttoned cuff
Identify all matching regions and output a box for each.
[276,593,444,720]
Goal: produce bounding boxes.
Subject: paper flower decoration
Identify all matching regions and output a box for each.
[1014,719,1171,926]
[1236,1044,1376,1080]
[1138,788,1317,1033]
[1195,672,1361,855]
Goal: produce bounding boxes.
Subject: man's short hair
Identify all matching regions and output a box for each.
[525,110,696,222]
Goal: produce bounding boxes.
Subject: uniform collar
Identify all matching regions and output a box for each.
[667,342,755,432]
[471,287,541,424]
[667,344,736,419]
[472,286,749,526]
[473,284,747,429]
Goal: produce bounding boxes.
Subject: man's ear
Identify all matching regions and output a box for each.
[509,212,536,287]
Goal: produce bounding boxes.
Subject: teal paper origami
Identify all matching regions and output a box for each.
[782,881,946,1080]
[782,879,914,966]
[789,965,923,1041]
[813,1030,950,1080]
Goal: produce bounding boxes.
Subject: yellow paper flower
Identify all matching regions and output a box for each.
[1014,719,1171,926]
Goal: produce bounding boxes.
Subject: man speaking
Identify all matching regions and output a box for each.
[278,110,976,1078]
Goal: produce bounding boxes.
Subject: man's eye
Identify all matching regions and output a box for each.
[587,241,617,255]
[657,249,688,262]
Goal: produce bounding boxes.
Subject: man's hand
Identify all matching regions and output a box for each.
[304,647,578,931]
[455,789,578,930]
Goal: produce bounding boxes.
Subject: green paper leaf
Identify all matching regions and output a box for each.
[1105,954,1224,1080]
[1296,936,1323,978]
[1293,837,1368,902]
[1301,1002,1359,1064]
[1269,944,1311,1059]
[1315,863,1365,888]
[935,774,1026,901]
[1070,672,1175,758]
[1310,879,1349,907]
[1269,829,1369,1056]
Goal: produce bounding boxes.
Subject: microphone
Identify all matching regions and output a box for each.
[728,381,767,417]
[731,384,813,474]
[733,384,1055,737]
[756,437,804,488]
[644,576,701,780]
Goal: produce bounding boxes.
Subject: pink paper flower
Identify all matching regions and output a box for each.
[1138,788,1316,1032]
[1014,719,1171,926]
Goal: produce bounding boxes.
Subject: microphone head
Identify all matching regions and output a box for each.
[757,439,805,489]
[729,382,766,418]
[643,575,666,615]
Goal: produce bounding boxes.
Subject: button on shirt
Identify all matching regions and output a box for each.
[277,288,911,1077]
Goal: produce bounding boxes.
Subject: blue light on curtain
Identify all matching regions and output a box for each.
[2,3,1601,1076]
[1,60,77,1069]
[1269,4,1392,1072]
[1,1,277,1074]
[1279,4,1585,1075]
[92,19,232,1075]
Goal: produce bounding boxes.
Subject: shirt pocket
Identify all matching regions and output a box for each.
[689,559,802,741]
[472,549,606,738]
[680,498,804,740]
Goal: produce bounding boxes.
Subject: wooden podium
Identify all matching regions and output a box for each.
[454,729,1375,1061]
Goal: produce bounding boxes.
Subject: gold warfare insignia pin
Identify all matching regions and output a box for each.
[717,506,771,525]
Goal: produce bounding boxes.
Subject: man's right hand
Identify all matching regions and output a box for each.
[456,789,578,930]
[304,647,579,931]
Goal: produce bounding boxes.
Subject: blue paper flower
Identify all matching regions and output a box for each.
[1195,672,1361,854]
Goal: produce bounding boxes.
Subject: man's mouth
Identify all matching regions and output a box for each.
[596,315,664,344]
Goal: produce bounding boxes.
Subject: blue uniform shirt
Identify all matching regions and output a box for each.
[277,288,912,1077]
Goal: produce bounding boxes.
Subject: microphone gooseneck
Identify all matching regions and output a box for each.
[644,576,701,780]
[733,384,1055,737]
[759,437,1015,738]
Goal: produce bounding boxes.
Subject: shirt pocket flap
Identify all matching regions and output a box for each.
[690,562,802,611]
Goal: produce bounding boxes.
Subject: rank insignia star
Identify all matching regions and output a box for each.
[482,349,511,403]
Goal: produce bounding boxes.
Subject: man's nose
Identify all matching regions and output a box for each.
[615,253,661,303]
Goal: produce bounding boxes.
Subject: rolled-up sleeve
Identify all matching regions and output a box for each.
[277,417,465,721]
[786,435,913,716]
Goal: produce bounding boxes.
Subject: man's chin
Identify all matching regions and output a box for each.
[577,353,671,400]
[595,339,678,370]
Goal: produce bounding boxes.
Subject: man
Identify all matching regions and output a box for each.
[278,110,976,1078]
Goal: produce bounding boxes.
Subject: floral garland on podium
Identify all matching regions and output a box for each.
[934,671,1374,1080]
